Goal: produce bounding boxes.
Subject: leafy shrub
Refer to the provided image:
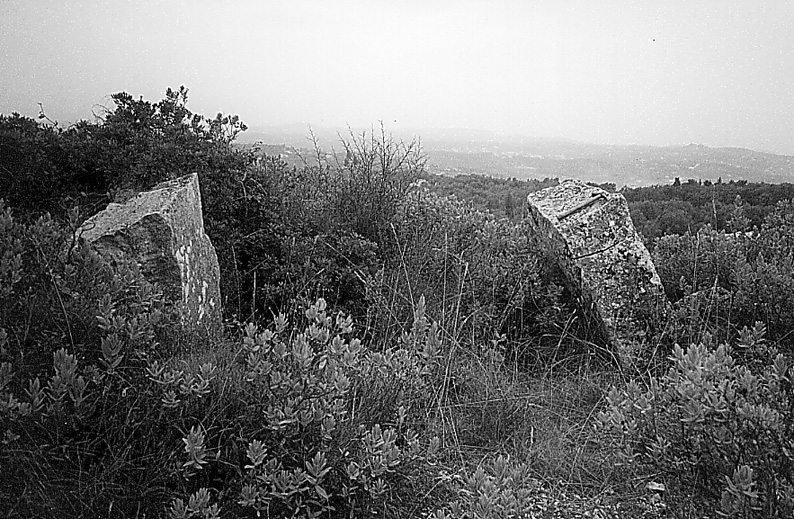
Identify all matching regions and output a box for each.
[0,87,265,320]
[0,201,169,378]
[0,201,175,516]
[211,125,424,321]
[0,87,250,221]
[0,90,430,326]
[238,227,381,322]
[1,204,444,517]
[432,455,538,519]
[653,226,740,303]
[307,126,425,245]
[0,114,106,216]
[153,297,443,518]
[599,324,794,518]
[89,87,249,194]
[653,202,794,352]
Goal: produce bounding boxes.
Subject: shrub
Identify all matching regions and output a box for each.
[156,298,443,518]
[238,227,381,323]
[215,126,424,321]
[368,189,567,359]
[0,87,263,321]
[0,88,251,221]
[432,455,538,519]
[0,201,175,516]
[308,125,425,246]
[0,113,105,216]
[599,324,794,518]
[0,91,429,326]
[653,203,794,352]
[653,226,740,303]
[1,205,444,517]
[0,201,169,379]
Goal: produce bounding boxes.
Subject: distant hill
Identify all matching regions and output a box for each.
[239,125,794,187]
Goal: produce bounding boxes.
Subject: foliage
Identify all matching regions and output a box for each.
[653,226,741,302]
[0,201,169,381]
[13,87,794,517]
[0,87,266,321]
[0,201,175,516]
[327,126,425,245]
[623,179,794,244]
[94,86,248,191]
[0,87,250,221]
[0,199,444,517]
[599,325,794,518]
[424,174,559,221]
[419,173,794,243]
[229,126,424,321]
[432,455,538,519]
[653,201,794,352]
[155,298,442,518]
[367,188,567,358]
[0,113,107,217]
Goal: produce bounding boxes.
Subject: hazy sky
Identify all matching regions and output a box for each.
[2,1,793,153]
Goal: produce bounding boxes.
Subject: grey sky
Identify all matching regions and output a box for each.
[2,0,793,153]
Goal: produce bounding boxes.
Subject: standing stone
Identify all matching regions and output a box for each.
[524,180,668,363]
[79,173,221,333]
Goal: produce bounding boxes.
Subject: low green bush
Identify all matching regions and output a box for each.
[0,201,176,515]
[157,298,443,518]
[599,324,794,518]
[653,226,740,303]
[0,199,445,517]
[432,455,538,519]
[653,201,794,353]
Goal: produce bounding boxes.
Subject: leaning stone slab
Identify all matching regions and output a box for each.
[79,173,221,333]
[524,180,668,362]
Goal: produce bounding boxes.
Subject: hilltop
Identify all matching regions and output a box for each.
[4,90,794,518]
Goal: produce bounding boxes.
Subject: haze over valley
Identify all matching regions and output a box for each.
[241,124,794,187]
[4,1,794,187]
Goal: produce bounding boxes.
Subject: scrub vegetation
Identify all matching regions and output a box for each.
[2,88,794,518]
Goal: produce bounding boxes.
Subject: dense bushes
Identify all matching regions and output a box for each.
[0,89,419,323]
[425,174,559,221]
[0,87,250,221]
[600,325,794,517]
[653,200,794,351]
[160,298,443,518]
[0,202,175,515]
[229,128,423,321]
[0,201,170,380]
[11,86,794,516]
[624,180,794,243]
[0,197,445,516]
[365,189,567,358]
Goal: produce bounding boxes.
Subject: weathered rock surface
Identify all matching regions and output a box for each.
[524,180,668,361]
[79,173,221,333]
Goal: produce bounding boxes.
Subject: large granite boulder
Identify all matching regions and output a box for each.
[79,173,221,333]
[524,180,668,362]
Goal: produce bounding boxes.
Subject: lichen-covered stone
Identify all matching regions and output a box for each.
[524,179,668,362]
[79,173,221,333]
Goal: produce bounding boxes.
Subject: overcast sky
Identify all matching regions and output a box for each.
[2,1,793,153]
